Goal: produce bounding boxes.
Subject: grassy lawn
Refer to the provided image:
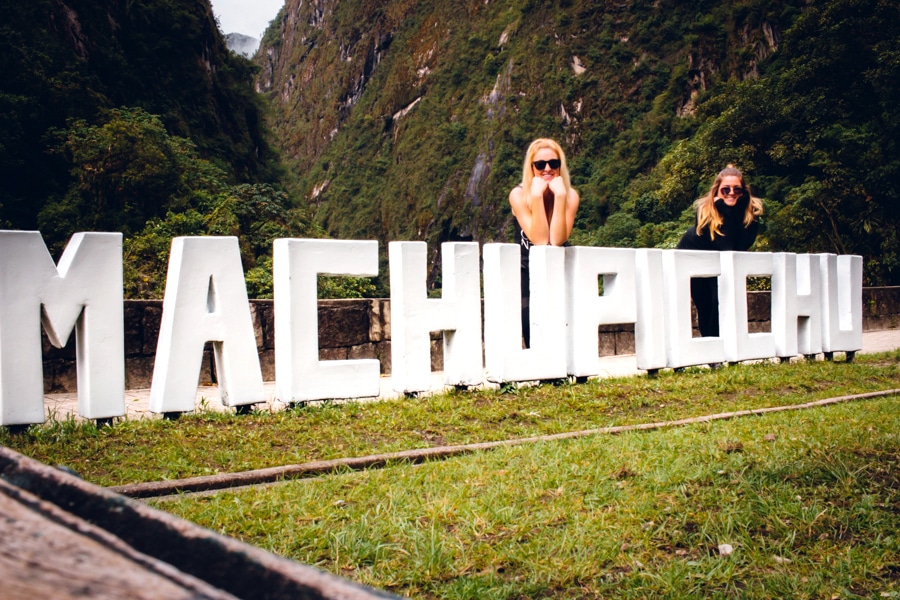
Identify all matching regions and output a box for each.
[4,352,900,598]
[159,397,900,599]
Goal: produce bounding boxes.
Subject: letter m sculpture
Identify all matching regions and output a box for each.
[0,231,124,425]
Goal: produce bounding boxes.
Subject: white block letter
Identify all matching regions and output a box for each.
[389,242,482,394]
[663,250,725,368]
[565,247,636,377]
[274,239,379,402]
[149,237,264,413]
[819,253,863,353]
[719,252,775,362]
[772,253,822,357]
[483,244,567,382]
[634,249,668,372]
[0,231,124,425]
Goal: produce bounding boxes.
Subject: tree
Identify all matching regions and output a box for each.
[122,180,322,299]
[606,0,900,285]
[44,108,213,241]
[42,107,333,298]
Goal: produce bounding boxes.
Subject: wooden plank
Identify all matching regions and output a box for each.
[0,447,400,600]
[0,487,236,599]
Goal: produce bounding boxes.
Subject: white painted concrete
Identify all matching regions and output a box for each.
[0,231,124,425]
[565,246,637,377]
[483,244,567,382]
[41,329,900,422]
[273,239,380,403]
[389,242,482,394]
[149,237,265,413]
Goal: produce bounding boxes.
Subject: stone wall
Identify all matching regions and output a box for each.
[41,287,900,393]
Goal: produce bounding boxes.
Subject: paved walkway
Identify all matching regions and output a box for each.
[43,330,900,422]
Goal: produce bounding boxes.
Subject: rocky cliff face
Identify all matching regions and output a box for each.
[256,0,788,287]
[257,0,410,164]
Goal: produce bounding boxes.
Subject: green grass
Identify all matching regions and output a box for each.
[4,352,900,597]
[158,394,900,598]
[4,352,900,488]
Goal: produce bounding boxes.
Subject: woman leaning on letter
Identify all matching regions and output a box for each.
[509,138,580,348]
[676,165,764,338]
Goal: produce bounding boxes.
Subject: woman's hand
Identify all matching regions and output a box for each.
[511,174,579,247]
[530,177,549,200]
[549,176,567,197]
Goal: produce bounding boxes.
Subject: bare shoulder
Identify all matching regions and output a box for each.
[568,187,581,207]
[509,185,526,206]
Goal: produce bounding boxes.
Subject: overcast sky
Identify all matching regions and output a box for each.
[210,0,284,38]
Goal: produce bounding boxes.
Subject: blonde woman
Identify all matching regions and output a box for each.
[509,138,580,347]
[677,165,764,337]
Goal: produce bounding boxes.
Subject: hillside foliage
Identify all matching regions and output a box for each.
[2,0,898,297]
[0,0,317,297]
[259,0,900,291]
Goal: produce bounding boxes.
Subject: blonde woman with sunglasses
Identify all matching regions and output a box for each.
[509,138,580,347]
[677,165,764,338]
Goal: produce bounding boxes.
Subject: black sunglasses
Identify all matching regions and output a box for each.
[532,159,561,170]
[719,186,743,196]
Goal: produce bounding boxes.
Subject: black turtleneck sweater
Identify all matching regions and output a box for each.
[676,195,758,252]
[676,193,759,338]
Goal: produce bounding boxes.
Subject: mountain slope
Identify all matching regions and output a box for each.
[1,0,279,235]
[257,0,790,286]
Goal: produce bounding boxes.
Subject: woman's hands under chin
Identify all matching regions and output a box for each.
[530,176,549,198]
[549,176,567,197]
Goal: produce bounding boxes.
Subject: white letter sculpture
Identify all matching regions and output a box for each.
[389,242,483,394]
[634,249,668,372]
[819,253,863,354]
[274,239,380,402]
[0,231,124,425]
[663,250,725,368]
[149,237,265,413]
[483,244,567,382]
[565,247,637,377]
[719,252,776,362]
[772,253,823,358]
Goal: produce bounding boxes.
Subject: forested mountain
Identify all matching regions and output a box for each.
[2,0,897,297]
[257,0,900,289]
[0,0,323,297]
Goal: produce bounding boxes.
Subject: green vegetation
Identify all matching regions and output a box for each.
[4,353,899,486]
[4,0,899,296]
[0,0,320,297]
[166,399,900,598]
[4,4,900,593]
[260,0,900,292]
[606,0,900,284]
[4,352,900,597]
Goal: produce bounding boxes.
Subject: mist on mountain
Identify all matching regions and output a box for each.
[225,32,260,57]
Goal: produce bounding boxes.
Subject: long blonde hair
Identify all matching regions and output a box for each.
[695,165,763,240]
[520,138,573,207]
